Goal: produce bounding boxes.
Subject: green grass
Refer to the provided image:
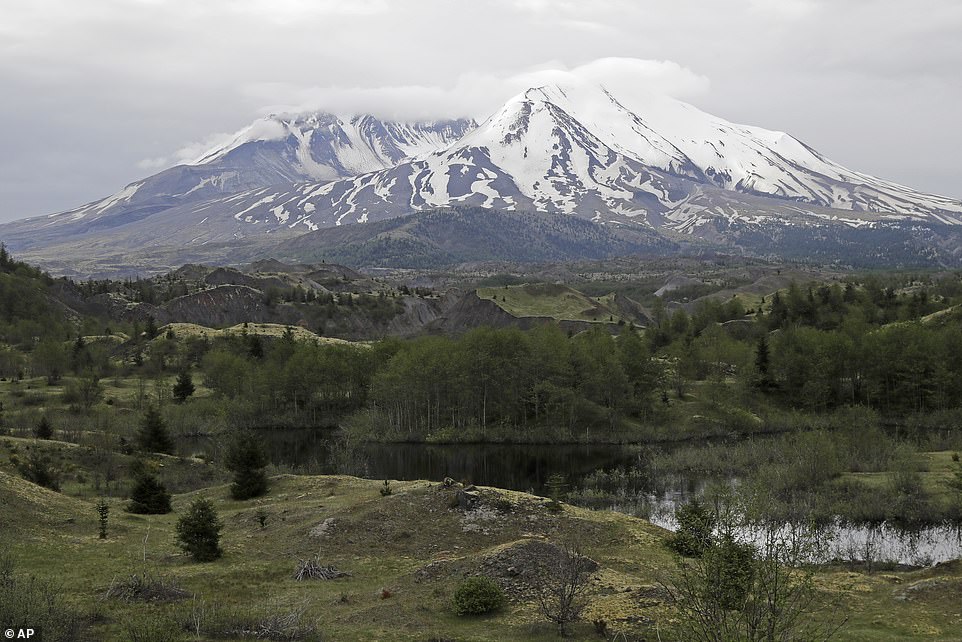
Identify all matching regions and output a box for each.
[837,451,960,500]
[919,451,962,473]
[3,463,962,641]
[1,471,674,640]
[477,283,626,324]
[921,304,962,325]
[0,435,229,499]
[158,322,355,344]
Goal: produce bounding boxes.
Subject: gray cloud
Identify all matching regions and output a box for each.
[0,0,959,222]
[241,58,710,122]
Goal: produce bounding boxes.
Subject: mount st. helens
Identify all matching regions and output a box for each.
[2,83,961,275]
[205,84,962,233]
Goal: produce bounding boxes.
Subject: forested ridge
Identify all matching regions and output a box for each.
[193,275,962,441]
[4,244,962,442]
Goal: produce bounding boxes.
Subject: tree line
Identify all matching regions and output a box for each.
[186,277,962,438]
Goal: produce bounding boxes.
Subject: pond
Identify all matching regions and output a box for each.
[185,428,962,566]
[188,430,648,491]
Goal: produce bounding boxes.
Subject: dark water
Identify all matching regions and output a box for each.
[185,428,962,565]
[188,428,646,492]
[331,441,650,492]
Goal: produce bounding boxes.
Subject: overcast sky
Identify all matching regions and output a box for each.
[1,0,960,222]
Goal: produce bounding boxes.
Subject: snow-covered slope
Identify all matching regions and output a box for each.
[525,84,962,221]
[192,112,478,180]
[3,82,962,275]
[1,113,475,249]
[173,83,962,235]
[165,87,700,232]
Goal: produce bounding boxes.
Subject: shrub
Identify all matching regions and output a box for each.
[62,374,104,412]
[670,525,845,641]
[452,576,505,616]
[534,544,596,636]
[14,449,61,491]
[176,498,222,562]
[703,535,756,610]
[127,473,172,515]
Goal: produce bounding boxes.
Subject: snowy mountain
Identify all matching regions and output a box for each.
[146,83,961,237]
[528,85,962,220]
[190,112,478,180]
[0,113,475,250]
[3,82,962,275]
[144,86,696,234]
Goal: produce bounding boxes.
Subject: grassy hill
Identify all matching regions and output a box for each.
[3,466,962,641]
[477,283,629,325]
[158,322,356,344]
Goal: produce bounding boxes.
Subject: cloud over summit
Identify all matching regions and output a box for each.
[0,0,959,221]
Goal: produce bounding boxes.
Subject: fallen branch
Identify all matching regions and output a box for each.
[104,571,190,603]
[293,558,351,582]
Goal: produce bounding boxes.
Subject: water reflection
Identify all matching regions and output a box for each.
[185,429,962,565]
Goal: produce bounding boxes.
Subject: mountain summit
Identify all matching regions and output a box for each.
[159,82,961,234]
[2,82,961,275]
[528,85,962,219]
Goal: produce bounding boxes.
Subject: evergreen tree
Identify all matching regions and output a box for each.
[34,415,54,440]
[768,291,789,329]
[172,370,195,403]
[96,498,110,538]
[71,336,91,374]
[176,498,223,561]
[843,281,857,303]
[666,497,716,557]
[145,315,158,340]
[225,430,268,500]
[544,473,567,512]
[754,335,773,391]
[126,473,172,514]
[136,406,174,454]
[247,334,264,360]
